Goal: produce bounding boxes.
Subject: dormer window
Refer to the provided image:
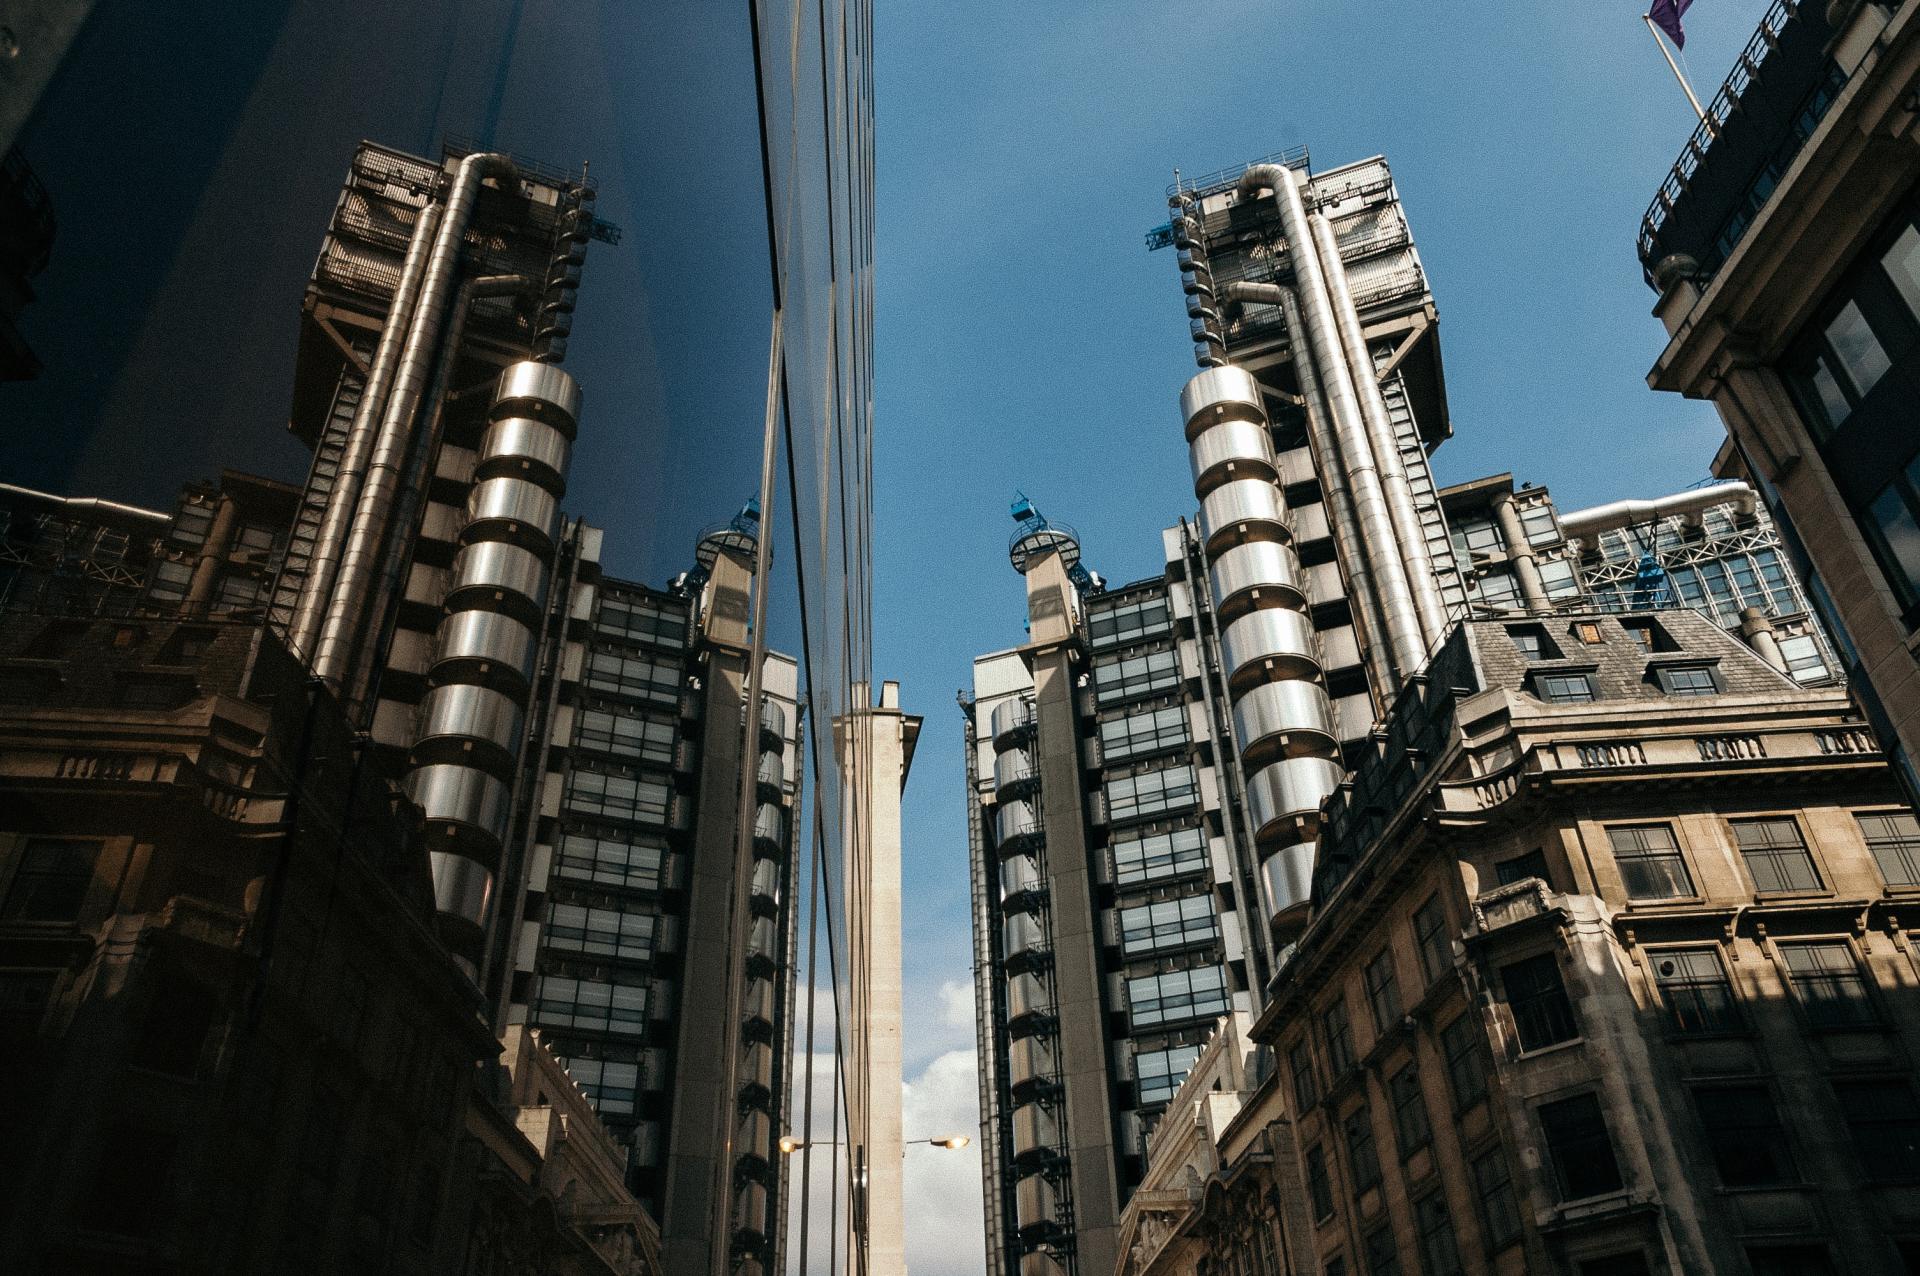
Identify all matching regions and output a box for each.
[1507,625,1559,661]
[1655,664,1720,698]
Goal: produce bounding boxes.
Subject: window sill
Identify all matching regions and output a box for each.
[1514,1037,1585,1063]
[1748,889,1838,904]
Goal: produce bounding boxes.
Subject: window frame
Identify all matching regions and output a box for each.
[1691,1083,1797,1188]
[1776,939,1877,1029]
[2,837,103,923]
[1649,945,1742,1035]
[1412,894,1451,984]
[1855,809,1920,889]
[1604,823,1697,902]
[1503,951,1580,1053]
[1728,815,1827,896]
[1363,949,1403,1036]
[1538,1091,1625,1202]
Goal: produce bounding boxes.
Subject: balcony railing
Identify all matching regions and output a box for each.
[1637,0,1845,285]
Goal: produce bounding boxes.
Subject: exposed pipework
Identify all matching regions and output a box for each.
[1180,363,1343,942]
[313,153,520,698]
[1557,481,1757,540]
[0,484,171,526]
[287,199,445,663]
[344,272,532,717]
[1306,211,1451,647]
[1237,164,1427,681]
[1220,280,1398,699]
[1169,191,1227,368]
[405,359,580,970]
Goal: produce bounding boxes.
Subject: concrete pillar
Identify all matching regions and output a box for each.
[1491,490,1549,610]
[184,495,240,612]
[840,680,918,1276]
[1738,605,1789,674]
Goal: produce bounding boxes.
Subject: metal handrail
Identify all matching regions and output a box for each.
[1637,0,1804,276]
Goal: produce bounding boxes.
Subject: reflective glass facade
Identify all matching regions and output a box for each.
[1,3,871,1271]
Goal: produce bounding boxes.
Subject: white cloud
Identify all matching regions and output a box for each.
[902,1048,986,1276]
[939,979,976,1031]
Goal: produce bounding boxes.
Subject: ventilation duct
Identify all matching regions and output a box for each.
[1181,363,1342,940]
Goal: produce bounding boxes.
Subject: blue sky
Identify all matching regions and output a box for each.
[869,1,1773,1265]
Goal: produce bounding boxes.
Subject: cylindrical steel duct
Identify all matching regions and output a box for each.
[1238,164,1426,681]
[1307,210,1450,646]
[314,153,519,694]
[1170,191,1226,368]
[345,273,532,718]
[1180,361,1343,942]
[288,199,445,662]
[407,358,579,968]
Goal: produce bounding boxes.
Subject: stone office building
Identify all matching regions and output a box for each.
[1123,607,1920,1275]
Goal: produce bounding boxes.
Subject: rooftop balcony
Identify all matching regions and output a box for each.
[1638,0,1848,287]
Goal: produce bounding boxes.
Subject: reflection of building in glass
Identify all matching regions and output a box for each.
[1642,0,1920,796]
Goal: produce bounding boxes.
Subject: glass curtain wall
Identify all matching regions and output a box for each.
[1,0,872,1271]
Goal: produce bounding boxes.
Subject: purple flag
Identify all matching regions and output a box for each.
[1650,0,1694,48]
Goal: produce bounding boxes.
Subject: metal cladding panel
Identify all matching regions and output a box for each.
[756,749,782,789]
[737,1108,772,1160]
[416,682,526,762]
[429,850,493,928]
[1260,841,1316,935]
[1199,479,1288,554]
[1189,418,1278,495]
[1245,756,1344,843]
[1221,607,1321,690]
[743,1040,775,1089]
[734,1181,770,1238]
[408,762,512,846]
[1003,910,1047,959]
[1179,364,1266,432]
[1008,1035,1056,1090]
[996,796,1040,842]
[747,917,778,961]
[448,540,550,613]
[745,975,776,1025]
[492,360,582,435]
[760,697,787,740]
[753,802,786,848]
[1011,1103,1060,1159]
[1291,500,1331,543]
[991,696,1036,747]
[1014,1173,1058,1230]
[463,476,561,549]
[993,746,1037,790]
[749,858,781,905]
[1007,971,1052,1021]
[478,416,572,491]
[1000,853,1042,898]
[1208,539,1306,617]
[1231,679,1339,764]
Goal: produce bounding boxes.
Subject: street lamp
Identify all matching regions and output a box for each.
[776,1134,971,1154]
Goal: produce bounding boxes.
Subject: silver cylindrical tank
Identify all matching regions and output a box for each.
[1208,539,1307,619]
[408,360,579,969]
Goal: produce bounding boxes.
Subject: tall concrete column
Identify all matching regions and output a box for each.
[1021,552,1120,1276]
[839,681,919,1276]
[1491,490,1549,609]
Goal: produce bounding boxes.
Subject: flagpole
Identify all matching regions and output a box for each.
[1643,13,1713,129]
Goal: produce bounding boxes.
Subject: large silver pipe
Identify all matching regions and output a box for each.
[1239,164,1426,680]
[343,272,530,720]
[287,199,445,663]
[1221,280,1398,700]
[1307,211,1450,647]
[0,484,169,526]
[313,152,518,691]
[1558,481,1756,540]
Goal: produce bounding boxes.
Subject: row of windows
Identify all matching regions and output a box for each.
[544,902,657,964]
[1104,763,1198,824]
[1118,893,1217,957]
[1126,965,1229,1030]
[1087,596,1171,650]
[574,705,678,764]
[582,649,681,704]
[1093,648,1179,707]
[1606,811,1920,901]
[1111,826,1208,888]
[529,976,647,1037]
[556,1057,643,1118]
[563,767,673,826]
[1472,556,1578,609]
[1134,1043,1203,1106]
[552,830,669,894]
[595,593,686,649]
[1098,703,1187,763]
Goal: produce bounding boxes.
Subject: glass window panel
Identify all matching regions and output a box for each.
[1827,301,1891,398]
[1504,952,1578,1050]
[1866,481,1920,607]
[1835,1078,1920,1181]
[1652,947,1740,1033]
[1539,1092,1623,1200]
[1344,1105,1381,1194]
[1473,1149,1522,1250]
[1858,811,1920,888]
[1606,825,1695,899]
[1884,224,1920,319]
[1111,826,1208,887]
[1731,817,1824,893]
[1441,1013,1488,1110]
[1779,941,1875,1027]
